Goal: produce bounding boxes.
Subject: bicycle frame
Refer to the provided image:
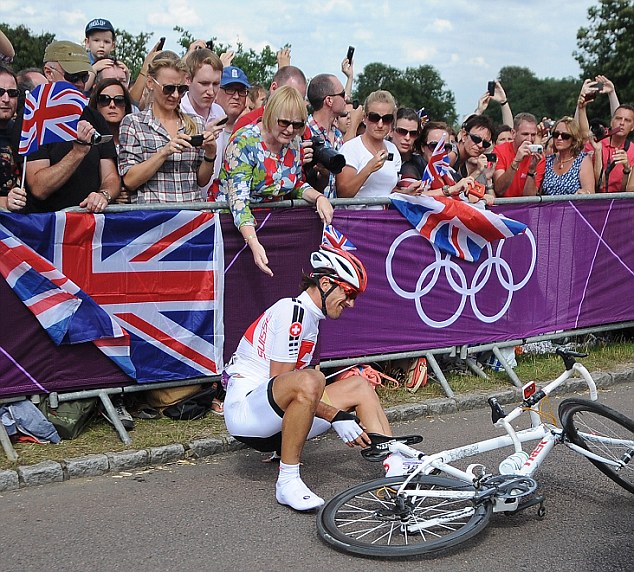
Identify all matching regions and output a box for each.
[388,360,602,509]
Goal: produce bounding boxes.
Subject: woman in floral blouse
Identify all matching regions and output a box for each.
[217,86,333,276]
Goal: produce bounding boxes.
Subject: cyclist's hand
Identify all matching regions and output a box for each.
[331,410,364,447]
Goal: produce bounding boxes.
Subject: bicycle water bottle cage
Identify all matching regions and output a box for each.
[556,347,588,371]
[361,433,424,461]
[487,397,506,424]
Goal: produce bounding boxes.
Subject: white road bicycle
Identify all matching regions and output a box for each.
[317,348,634,558]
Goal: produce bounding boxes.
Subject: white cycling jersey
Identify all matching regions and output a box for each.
[224,290,324,392]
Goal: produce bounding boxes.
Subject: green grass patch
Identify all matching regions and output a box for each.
[2,341,633,471]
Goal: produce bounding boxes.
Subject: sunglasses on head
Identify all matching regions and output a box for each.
[331,279,358,300]
[64,71,90,84]
[0,87,19,98]
[151,76,188,96]
[97,94,126,108]
[277,118,305,130]
[426,141,453,152]
[394,127,419,137]
[467,132,492,149]
[366,112,394,124]
[552,130,572,141]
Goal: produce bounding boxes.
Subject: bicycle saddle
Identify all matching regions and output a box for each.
[361,433,424,461]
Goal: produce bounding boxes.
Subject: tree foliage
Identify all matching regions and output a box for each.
[484,66,580,124]
[113,29,154,79]
[574,0,634,119]
[0,23,55,71]
[354,62,457,125]
[174,26,279,86]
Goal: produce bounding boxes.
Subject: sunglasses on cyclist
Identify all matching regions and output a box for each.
[467,132,492,149]
[331,279,358,300]
[64,71,90,85]
[366,112,394,125]
[552,131,572,141]
[221,86,248,97]
[151,77,189,96]
[426,141,453,152]
[277,118,306,131]
[97,94,126,108]
[0,87,19,98]
[394,127,419,137]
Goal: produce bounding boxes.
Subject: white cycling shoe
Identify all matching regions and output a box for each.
[276,477,324,511]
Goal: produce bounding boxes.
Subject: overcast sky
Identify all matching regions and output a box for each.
[1,0,598,119]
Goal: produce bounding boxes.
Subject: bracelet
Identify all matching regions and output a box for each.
[315,194,329,205]
[99,190,112,203]
[527,172,536,177]
[243,234,257,243]
[510,162,519,171]
[138,70,147,77]
[203,155,216,163]
[500,100,508,106]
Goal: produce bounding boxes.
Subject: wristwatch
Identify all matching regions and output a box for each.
[526,172,536,178]
[99,190,112,203]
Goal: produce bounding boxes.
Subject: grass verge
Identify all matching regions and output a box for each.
[2,341,633,471]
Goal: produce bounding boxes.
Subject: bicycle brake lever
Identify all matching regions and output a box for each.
[487,397,506,424]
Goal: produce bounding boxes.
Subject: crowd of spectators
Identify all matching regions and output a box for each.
[1,20,633,426]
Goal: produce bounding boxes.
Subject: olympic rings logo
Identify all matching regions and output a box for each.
[385,228,536,328]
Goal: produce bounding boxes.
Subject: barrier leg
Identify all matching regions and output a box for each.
[98,392,132,445]
[425,352,454,398]
[492,345,522,388]
[0,421,18,462]
[465,357,488,379]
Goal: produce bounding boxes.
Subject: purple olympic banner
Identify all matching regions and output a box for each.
[320,200,634,358]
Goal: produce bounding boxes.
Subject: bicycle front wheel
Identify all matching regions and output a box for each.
[559,398,634,494]
[316,475,492,558]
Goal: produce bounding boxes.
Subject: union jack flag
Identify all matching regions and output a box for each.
[0,220,133,375]
[0,211,224,382]
[421,135,455,190]
[19,81,88,156]
[321,224,356,250]
[390,192,527,262]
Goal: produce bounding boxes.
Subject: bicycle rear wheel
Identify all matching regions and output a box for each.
[316,475,492,558]
[559,398,634,494]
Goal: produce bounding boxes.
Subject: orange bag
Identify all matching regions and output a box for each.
[334,364,400,390]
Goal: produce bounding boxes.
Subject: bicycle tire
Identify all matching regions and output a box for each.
[316,475,492,558]
[559,398,634,494]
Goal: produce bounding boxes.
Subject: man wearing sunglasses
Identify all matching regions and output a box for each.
[493,112,545,197]
[390,107,425,180]
[305,73,347,198]
[223,246,392,512]
[0,64,22,210]
[21,41,120,213]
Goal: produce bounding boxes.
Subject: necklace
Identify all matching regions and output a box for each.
[556,154,574,169]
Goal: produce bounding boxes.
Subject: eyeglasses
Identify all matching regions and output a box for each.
[97,94,126,108]
[552,131,572,141]
[366,112,394,124]
[0,88,19,98]
[221,86,248,97]
[277,118,306,131]
[426,142,453,152]
[151,77,189,96]
[467,132,492,149]
[64,71,90,84]
[331,279,358,300]
[394,127,419,137]
[325,89,346,100]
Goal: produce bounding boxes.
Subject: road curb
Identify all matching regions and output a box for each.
[1,368,632,492]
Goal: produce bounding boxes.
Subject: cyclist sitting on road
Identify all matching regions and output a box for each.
[223,246,392,511]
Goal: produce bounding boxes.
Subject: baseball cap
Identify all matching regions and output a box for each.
[43,41,92,74]
[221,66,251,89]
[85,18,115,36]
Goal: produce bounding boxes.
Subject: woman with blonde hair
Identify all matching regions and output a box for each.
[540,116,595,195]
[217,85,333,276]
[118,51,222,203]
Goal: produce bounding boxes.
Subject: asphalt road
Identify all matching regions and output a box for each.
[1,384,632,572]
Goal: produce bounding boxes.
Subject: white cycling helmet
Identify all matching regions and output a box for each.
[310,246,368,293]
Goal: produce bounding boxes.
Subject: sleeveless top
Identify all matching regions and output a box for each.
[541,152,586,195]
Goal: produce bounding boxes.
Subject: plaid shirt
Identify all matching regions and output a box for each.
[118,108,205,203]
[307,115,343,199]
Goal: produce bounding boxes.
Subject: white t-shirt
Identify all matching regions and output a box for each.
[339,136,401,209]
[224,291,324,394]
